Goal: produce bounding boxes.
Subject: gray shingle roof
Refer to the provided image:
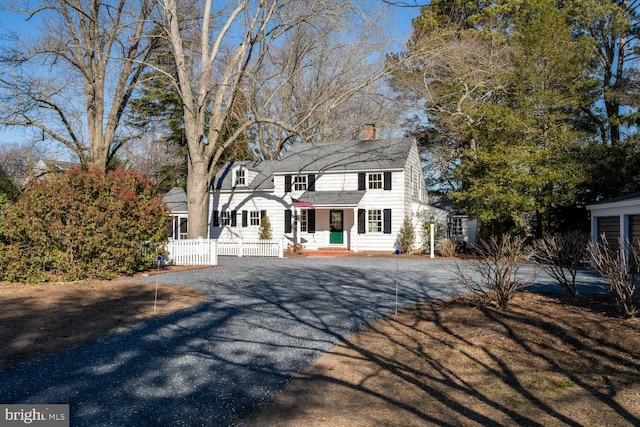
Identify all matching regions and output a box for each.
[210,160,279,191]
[163,187,188,212]
[210,137,415,191]
[274,137,414,173]
[589,191,640,205]
[297,190,365,207]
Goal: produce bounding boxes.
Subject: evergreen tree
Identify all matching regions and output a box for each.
[259,214,272,240]
[0,166,20,202]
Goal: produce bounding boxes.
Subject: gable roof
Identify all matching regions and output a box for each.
[210,137,416,191]
[275,137,414,174]
[429,195,469,215]
[210,159,279,191]
[33,159,78,178]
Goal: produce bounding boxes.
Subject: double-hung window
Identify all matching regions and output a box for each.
[368,209,382,233]
[368,173,382,189]
[294,175,307,191]
[235,168,245,186]
[451,217,463,237]
[300,210,308,232]
[221,211,231,226]
[250,211,260,226]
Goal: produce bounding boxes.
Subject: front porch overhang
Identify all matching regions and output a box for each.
[295,190,365,209]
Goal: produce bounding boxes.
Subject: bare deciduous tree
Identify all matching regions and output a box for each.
[0,0,156,170]
[157,0,403,238]
[244,10,401,160]
[0,142,42,188]
[120,134,184,194]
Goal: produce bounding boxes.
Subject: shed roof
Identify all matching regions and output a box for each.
[297,190,366,207]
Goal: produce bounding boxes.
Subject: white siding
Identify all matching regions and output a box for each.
[207,139,432,253]
[315,172,355,191]
[357,170,405,252]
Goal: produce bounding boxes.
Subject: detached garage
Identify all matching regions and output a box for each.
[587,192,640,246]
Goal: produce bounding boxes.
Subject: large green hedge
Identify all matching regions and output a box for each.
[0,167,169,282]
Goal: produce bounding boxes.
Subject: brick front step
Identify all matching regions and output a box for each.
[308,247,352,257]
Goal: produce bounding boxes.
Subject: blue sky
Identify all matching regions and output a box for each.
[0,4,421,150]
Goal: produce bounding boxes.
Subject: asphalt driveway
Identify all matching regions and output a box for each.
[0,257,606,426]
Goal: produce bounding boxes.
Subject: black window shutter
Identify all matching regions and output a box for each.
[231,210,237,227]
[383,209,392,234]
[213,210,220,227]
[384,172,392,190]
[358,209,366,234]
[308,174,316,191]
[358,172,366,190]
[242,210,248,227]
[308,210,316,233]
[260,210,266,219]
[285,175,292,192]
[285,209,292,233]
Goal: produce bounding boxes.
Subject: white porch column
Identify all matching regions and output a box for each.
[352,207,359,252]
[430,223,435,259]
[295,207,301,245]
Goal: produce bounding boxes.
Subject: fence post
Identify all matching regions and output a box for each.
[212,240,218,265]
[238,240,243,257]
[279,239,284,258]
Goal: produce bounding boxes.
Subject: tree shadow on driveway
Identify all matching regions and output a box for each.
[0,258,608,426]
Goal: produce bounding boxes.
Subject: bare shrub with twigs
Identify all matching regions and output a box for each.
[453,235,534,310]
[438,238,457,257]
[587,235,639,318]
[530,231,589,297]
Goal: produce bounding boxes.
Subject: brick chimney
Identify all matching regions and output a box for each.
[364,123,376,140]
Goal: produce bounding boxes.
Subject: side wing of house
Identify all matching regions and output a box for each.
[587,192,640,247]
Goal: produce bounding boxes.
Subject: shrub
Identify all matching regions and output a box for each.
[587,236,638,318]
[0,167,168,282]
[259,213,272,240]
[0,193,8,240]
[438,238,457,257]
[453,235,533,310]
[530,231,589,297]
[397,216,416,253]
[285,243,305,256]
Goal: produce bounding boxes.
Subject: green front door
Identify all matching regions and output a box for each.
[329,210,344,244]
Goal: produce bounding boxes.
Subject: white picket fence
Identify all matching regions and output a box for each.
[217,239,284,258]
[165,239,218,266]
[165,238,283,265]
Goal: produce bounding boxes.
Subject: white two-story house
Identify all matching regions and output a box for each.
[201,129,439,253]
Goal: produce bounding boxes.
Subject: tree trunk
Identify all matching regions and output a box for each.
[186,160,210,239]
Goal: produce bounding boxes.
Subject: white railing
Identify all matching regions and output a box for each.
[217,239,284,258]
[166,238,283,265]
[166,239,218,266]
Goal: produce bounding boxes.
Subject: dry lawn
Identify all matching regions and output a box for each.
[243,293,640,427]
[0,267,206,367]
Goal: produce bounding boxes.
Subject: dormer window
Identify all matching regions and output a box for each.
[234,168,246,186]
